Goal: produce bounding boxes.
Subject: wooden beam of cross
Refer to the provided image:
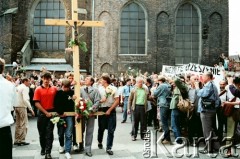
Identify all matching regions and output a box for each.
[45,0,104,143]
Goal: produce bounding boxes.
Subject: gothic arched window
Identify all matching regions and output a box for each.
[175,3,200,64]
[33,0,65,50]
[120,2,146,55]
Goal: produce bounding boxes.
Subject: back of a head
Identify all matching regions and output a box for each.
[204,71,213,80]
[233,76,240,85]
[158,75,166,83]
[61,79,71,87]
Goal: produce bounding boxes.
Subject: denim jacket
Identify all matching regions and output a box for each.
[153,82,171,108]
[197,81,221,113]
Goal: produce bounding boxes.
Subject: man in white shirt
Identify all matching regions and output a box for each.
[97,75,119,155]
[0,58,16,159]
[14,78,35,146]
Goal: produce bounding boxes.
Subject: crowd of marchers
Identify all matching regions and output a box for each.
[1,56,240,159]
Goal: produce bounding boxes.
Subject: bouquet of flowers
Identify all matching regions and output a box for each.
[50,114,66,127]
[105,85,115,98]
[101,85,116,103]
[75,98,96,118]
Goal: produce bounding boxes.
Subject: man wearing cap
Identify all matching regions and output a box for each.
[0,58,16,159]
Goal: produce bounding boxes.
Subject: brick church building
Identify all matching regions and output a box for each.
[0,0,228,75]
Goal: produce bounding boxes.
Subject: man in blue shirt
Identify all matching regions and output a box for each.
[197,72,221,154]
[153,76,171,144]
[121,79,133,123]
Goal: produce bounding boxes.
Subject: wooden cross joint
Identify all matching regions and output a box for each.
[44,0,104,144]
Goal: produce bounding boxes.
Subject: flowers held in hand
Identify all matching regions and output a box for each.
[75,98,95,119]
[105,85,115,98]
[50,114,66,127]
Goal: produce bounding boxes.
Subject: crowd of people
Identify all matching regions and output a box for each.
[1,57,240,159]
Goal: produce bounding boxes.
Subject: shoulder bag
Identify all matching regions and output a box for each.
[177,94,193,113]
[201,82,216,109]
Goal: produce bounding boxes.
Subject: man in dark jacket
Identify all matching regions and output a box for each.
[54,79,75,159]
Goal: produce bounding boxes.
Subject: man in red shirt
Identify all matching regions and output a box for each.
[33,72,57,159]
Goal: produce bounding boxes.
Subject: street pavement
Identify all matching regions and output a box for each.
[11,107,240,159]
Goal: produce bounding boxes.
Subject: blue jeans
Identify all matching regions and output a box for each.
[160,107,170,141]
[122,97,129,121]
[57,116,74,153]
[171,109,181,143]
[98,111,116,150]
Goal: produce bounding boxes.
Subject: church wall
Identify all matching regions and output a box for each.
[93,0,228,75]
[0,0,229,75]
[0,0,18,63]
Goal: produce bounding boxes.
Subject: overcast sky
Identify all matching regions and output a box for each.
[229,0,240,55]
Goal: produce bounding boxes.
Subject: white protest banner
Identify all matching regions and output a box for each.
[162,65,186,77]
[162,63,225,91]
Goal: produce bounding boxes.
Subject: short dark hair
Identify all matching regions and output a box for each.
[41,72,52,79]
[22,78,29,83]
[87,75,95,86]
[126,78,131,82]
[233,77,240,84]
[61,79,71,87]
[101,75,111,84]
[146,78,152,84]
[158,76,166,83]
[111,78,117,83]
[0,58,5,74]
[205,72,213,79]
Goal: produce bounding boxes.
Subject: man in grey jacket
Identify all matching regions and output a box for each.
[80,76,101,157]
[128,77,148,141]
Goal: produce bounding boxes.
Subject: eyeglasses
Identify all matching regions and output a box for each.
[194,79,199,81]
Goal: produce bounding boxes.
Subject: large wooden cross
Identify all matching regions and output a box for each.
[45,0,104,143]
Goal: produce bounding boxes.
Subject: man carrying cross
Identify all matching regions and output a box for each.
[33,72,57,159]
[79,76,101,157]
[45,0,104,147]
[98,75,119,155]
[54,79,75,159]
